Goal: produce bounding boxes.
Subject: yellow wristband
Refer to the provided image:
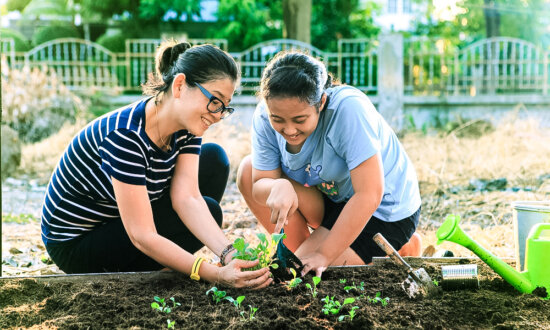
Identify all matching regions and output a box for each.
[190,257,205,281]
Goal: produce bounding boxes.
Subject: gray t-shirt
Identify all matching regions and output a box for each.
[251,85,421,222]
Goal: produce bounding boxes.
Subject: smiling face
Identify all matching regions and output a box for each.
[266,95,326,153]
[174,76,236,136]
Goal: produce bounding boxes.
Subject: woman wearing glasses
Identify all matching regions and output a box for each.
[41,41,272,289]
[237,52,422,277]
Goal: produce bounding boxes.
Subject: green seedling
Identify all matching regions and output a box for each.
[166,319,175,328]
[366,292,390,306]
[305,276,321,298]
[433,279,439,286]
[286,268,303,289]
[151,296,180,314]
[232,233,286,270]
[339,279,347,284]
[338,306,359,322]
[206,286,227,304]
[240,305,258,320]
[321,296,356,315]
[344,281,365,293]
[226,295,245,310]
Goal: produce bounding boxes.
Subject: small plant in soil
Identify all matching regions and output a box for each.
[167,319,175,328]
[339,279,346,284]
[306,276,321,298]
[151,296,181,314]
[286,268,303,289]
[338,306,359,322]
[206,287,227,304]
[226,295,245,310]
[232,232,286,270]
[343,281,365,293]
[321,296,356,315]
[366,292,390,306]
[240,305,259,321]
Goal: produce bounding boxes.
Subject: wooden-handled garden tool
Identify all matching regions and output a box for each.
[373,233,440,299]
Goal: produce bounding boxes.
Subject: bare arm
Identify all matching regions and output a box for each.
[251,167,299,233]
[300,153,384,275]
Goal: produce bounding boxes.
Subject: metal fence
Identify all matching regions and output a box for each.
[1,36,548,96]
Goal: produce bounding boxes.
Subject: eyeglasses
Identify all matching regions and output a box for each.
[194,82,234,119]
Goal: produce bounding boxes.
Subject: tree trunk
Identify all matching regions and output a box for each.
[483,0,500,38]
[282,0,311,43]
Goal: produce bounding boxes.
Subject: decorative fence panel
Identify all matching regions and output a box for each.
[23,38,119,90]
[125,38,228,91]
[452,37,548,95]
[338,38,378,94]
[233,39,332,92]
[2,36,548,96]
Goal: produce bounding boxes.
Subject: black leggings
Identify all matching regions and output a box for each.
[46,143,230,274]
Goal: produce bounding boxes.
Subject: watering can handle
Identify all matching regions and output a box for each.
[373,233,413,272]
[530,223,550,240]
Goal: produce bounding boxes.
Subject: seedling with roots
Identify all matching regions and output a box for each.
[306,276,321,298]
[151,296,181,314]
[286,268,303,289]
[232,233,286,270]
[321,296,356,315]
[206,287,227,304]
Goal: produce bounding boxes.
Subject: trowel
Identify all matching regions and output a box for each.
[271,229,304,283]
[373,233,440,299]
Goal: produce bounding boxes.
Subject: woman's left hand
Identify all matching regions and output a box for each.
[299,252,329,278]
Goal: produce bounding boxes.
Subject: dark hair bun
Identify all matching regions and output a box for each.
[158,42,192,77]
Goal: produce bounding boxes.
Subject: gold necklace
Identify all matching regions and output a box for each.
[154,100,171,151]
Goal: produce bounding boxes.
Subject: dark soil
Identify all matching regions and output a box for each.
[1,258,549,329]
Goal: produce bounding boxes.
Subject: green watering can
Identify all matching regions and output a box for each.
[436,215,550,298]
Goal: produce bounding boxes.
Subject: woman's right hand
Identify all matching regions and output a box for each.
[266,179,299,233]
[217,259,273,289]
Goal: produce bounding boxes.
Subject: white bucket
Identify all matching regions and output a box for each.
[512,201,550,271]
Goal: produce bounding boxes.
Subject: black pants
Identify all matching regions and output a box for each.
[46,143,230,274]
[321,195,420,264]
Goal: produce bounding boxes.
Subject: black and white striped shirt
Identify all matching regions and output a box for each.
[41,98,202,244]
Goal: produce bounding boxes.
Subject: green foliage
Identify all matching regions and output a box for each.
[138,0,202,21]
[151,296,181,314]
[305,276,321,298]
[343,281,365,293]
[31,23,81,46]
[366,292,389,306]
[321,296,356,315]
[338,306,359,322]
[96,32,127,53]
[240,305,258,321]
[286,268,302,290]
[210,0,282,51]
[2,213,37,224]
[311,0,381,51]
[225,295,245,310]
[6,0,32,12]
[0,28,31,51]
[206,286,227,303]
[232,232,285,270]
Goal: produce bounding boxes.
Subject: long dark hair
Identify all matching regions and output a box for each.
[142,41,239,97]
[259,51,335,106]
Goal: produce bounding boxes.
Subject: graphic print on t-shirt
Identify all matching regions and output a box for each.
[281,163,339,197]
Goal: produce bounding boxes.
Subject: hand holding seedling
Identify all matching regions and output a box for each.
[266,179,298,234]
[217,258,273,289]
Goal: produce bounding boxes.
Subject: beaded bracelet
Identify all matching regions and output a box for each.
[219,244,236,266]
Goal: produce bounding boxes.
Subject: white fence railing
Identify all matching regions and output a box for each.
[1,36,548,96]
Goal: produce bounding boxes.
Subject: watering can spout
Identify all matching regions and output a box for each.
[436,215,536,294]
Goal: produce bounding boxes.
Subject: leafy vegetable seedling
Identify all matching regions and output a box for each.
[344,281,365,293]
[151,296,180,314]
[321,296,356,315]
[167,319,175,328]
[286,268,303,289]
[240,305,259,320]
[305,276,321,298]
[366,292,390,306]
[338,306,359,322]
[206,286,227,304]
[226,295,245,310]
[232,233,286,270]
